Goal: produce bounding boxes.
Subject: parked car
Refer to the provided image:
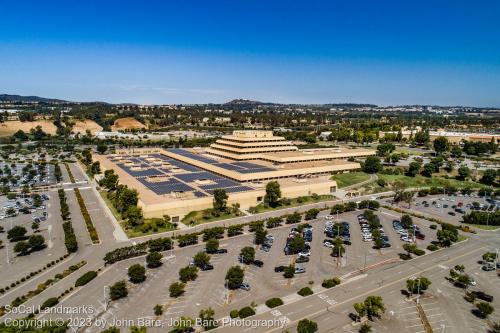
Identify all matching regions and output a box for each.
[252,260,264,267]
[239,283,251,291]
[296,256,309,263]
[482,264,495,271]
[200,264,214,271]
[274,265,285,272]
[294,266,306,274]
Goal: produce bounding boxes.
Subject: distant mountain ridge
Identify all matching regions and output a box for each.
[0,94,70,103]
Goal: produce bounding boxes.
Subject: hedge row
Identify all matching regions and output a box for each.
[75,271,98,287]
[0,254,69,295]
[58,189,78,253]
[5,261,86,309]
[64,163,75,183]
[74,188,100,243]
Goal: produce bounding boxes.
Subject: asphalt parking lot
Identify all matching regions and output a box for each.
[27,206,443,332]
[0,192,66,285]
[387,194,497,226]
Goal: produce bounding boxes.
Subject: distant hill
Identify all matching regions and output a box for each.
[224,99,267,106]
[0,94,70,103]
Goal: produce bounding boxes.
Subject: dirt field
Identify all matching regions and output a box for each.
[72,119,103,135]
[0,120,58,136]
[111,117,146,131]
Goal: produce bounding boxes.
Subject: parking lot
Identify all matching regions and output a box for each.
[0,191,66,285]
[28,206,443,332]
[388,193,498,226]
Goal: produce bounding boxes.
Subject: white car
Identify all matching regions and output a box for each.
[323,241,333,248]
[265,235,275,241]
[299,250,311,257]
[363,237,373,242]
[325,215,334,220]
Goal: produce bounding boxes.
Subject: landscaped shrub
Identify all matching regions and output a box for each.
[62,222,78,253]
[229,310,239,318]
[430,224,437,230]
[75,271,98,287]
[414,248,425,256]
[298,287,314,296]
[322,277,341,289]
[103,243,148,264]
[238,306,255,318]
[427,244,439,251]
[265,298,284,308]
[74,188,99,243]
[40,297,59,309]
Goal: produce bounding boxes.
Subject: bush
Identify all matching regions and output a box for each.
[265,298,284,308]
[298,287,314,296]
[109,280,128,300]
[146,251,163,268]
[426,244,439,252]
[75,271,98,287]
[74,188,99,243]
[169,282,185,297]
[238,306,256,318]
[229,310,239,318]
[41,297,59,309]
[322,277,341,289]
[430,224,437,230]
[128,264,146,283]
[413,248,425,256]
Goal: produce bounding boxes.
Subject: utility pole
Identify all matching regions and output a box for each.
[416,278,421,304]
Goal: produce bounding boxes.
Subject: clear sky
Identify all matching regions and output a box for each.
[1,0,499,106]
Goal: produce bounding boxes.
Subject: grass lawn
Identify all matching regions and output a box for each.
[331,172,371,188]
[99,190,176,237]
[181,209,242,226]
[464,223,500,231]
[377,174,486,190]
[250,194,334,214]
[395,148,425,156]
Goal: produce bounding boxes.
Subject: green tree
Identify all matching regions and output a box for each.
[359,324,372,333]
[433,136,449,154]
[7,226,27,241]
[331,237,345,257]
[205,238,219,253]
[363,156,382,174]
[364,296,385,318]
[476,302,494,318]
[169,282,185,297]
[421,163,435,177]
[407,161,421,177]
[481,169,498,185]
[288,235,305,254]
[283,265,295,279]
[199,307,217,331]
[401,214,413,229]
[97,142,108,154]
[254,228,268,245]
[128,264,146,283]
[264,181,281,207]
[109,280,128,300]
[146,251,163,268]
[297,319,318,333]
[28,234,45,251]
[14,241,31,255]
[406,277,431,294]
[154,304,163,316]
[353,302,367,321]
[193,251,211,268]
[239,247,255,264]
[457,165,471,180]
[212,189,228,214]
[225,266,244,289]
[179,266,198,282]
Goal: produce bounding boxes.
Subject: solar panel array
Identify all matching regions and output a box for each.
[112,151,260,197]
[168,148,275,173]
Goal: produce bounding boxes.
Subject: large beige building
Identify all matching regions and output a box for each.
[95,130,375,222]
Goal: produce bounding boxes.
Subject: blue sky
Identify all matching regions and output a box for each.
[1,0,499,106]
